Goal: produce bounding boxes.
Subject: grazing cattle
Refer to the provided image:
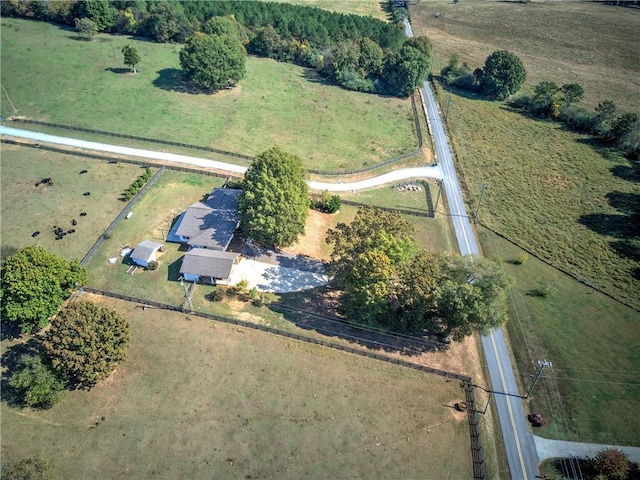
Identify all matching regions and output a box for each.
[35,181,40,187]
[80,212,87,216]
[67,229,75,234]
[55,235,63,240]
[32,231,40,237]
[71,219,77,226]
[79,170,88,174]
[83,192,90,196]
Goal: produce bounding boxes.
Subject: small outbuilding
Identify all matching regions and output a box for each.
[130,240,164,267]
[179,249,241,285]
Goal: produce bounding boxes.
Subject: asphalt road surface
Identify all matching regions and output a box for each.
[410,21,541,479]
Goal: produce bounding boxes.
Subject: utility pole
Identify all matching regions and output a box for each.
[474,184,488,221]
[180,278,193,312]
[526,360,552,399]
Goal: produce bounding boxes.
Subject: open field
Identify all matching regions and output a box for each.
[479,228,640,446]
[440,91,639,308]
[273,0,388,19]
[411,0,640,111]
[0,144,144,261]
[0,18,417,171]
[1,295,473,479]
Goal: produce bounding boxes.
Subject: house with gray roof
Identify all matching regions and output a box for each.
[130,240,164,267]
[168,188,242,250]
[179,249,241,285]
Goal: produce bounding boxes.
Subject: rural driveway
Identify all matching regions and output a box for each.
[228,242,329,294]
[0,126,443,190]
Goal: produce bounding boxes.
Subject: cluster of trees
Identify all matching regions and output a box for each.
[442,50,527,100]
[512,82,639,158]
[123,167,153,200]
[0,246,87,333]
[239,146,310,248]
[1,1,431,97]
[2,248,131,408]
[326,206,510,338]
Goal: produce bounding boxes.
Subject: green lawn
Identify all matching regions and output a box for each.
[1,18,417,171]
[0,145,144,261]
[84,170,226,304]
[1,296,473,479]
[479,228,640,446]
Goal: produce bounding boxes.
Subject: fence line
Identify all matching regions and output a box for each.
[464,381,486,479]
[479,222,640,313]
[80,167,166,266]
[9,118,254,161]
[9,95,426,178]
[340,180,435,218]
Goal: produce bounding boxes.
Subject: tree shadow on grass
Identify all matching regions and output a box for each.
[611,163,640,182]
[152,68,213,95]
[271,287,448,357]
[105,67,130,74]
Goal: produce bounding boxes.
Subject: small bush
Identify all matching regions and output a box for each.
[314,191,342,213]
[248,287,258,299]
[514,252,529,265]
[205,287,225,302]
[234,279,249,294]
[147,260,158,271]
[252,295,266,307]
[1,455,50,480]
[528,282,552,298]
[593,448,631,480]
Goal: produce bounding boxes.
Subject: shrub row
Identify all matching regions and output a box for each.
[123,168,153,201]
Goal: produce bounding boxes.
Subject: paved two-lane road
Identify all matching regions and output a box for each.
[405,17,539,479]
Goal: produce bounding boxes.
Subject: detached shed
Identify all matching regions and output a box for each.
[180,249,241,285]
[130,240,164,267]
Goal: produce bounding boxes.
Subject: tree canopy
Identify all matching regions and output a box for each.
[239,146,310,247]
[479,50,527,100]
[326,207,510,338]
[0,246,87,333]
[8,354,63,409]
[44,301,130,388]
[179,32,246,91]
[381,44,431,98]
[121,44,140,73]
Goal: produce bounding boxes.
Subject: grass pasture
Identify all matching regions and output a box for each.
[478,228,640,446]
[1,295,473,479]
[0,144,145,261]
[411,0,640,111]
[0,18,417,172]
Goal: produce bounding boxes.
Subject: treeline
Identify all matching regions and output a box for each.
[1,0,430,97]
[441,52,639,159]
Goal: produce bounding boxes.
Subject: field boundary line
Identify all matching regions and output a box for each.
[479,222,640,313]
[79,286,485,479]
[80,167,166,266]
[7,97,427,177]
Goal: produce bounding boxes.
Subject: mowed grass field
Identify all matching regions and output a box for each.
[1,295,473,479]
[479,228,640,446]
[0,144,145,261]
[272,0,388,19]
[412,0,640,111]
[0,18,416,171]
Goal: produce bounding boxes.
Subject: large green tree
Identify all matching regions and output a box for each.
[479,50,527,100]
[44,301,130,388]
[239,147,310,247]
[0,246,87,333]
[121,44,140,73]
[381,44,430,97]
[8,354,64,409]
[326,205,416,288]
[179,32,246,91]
